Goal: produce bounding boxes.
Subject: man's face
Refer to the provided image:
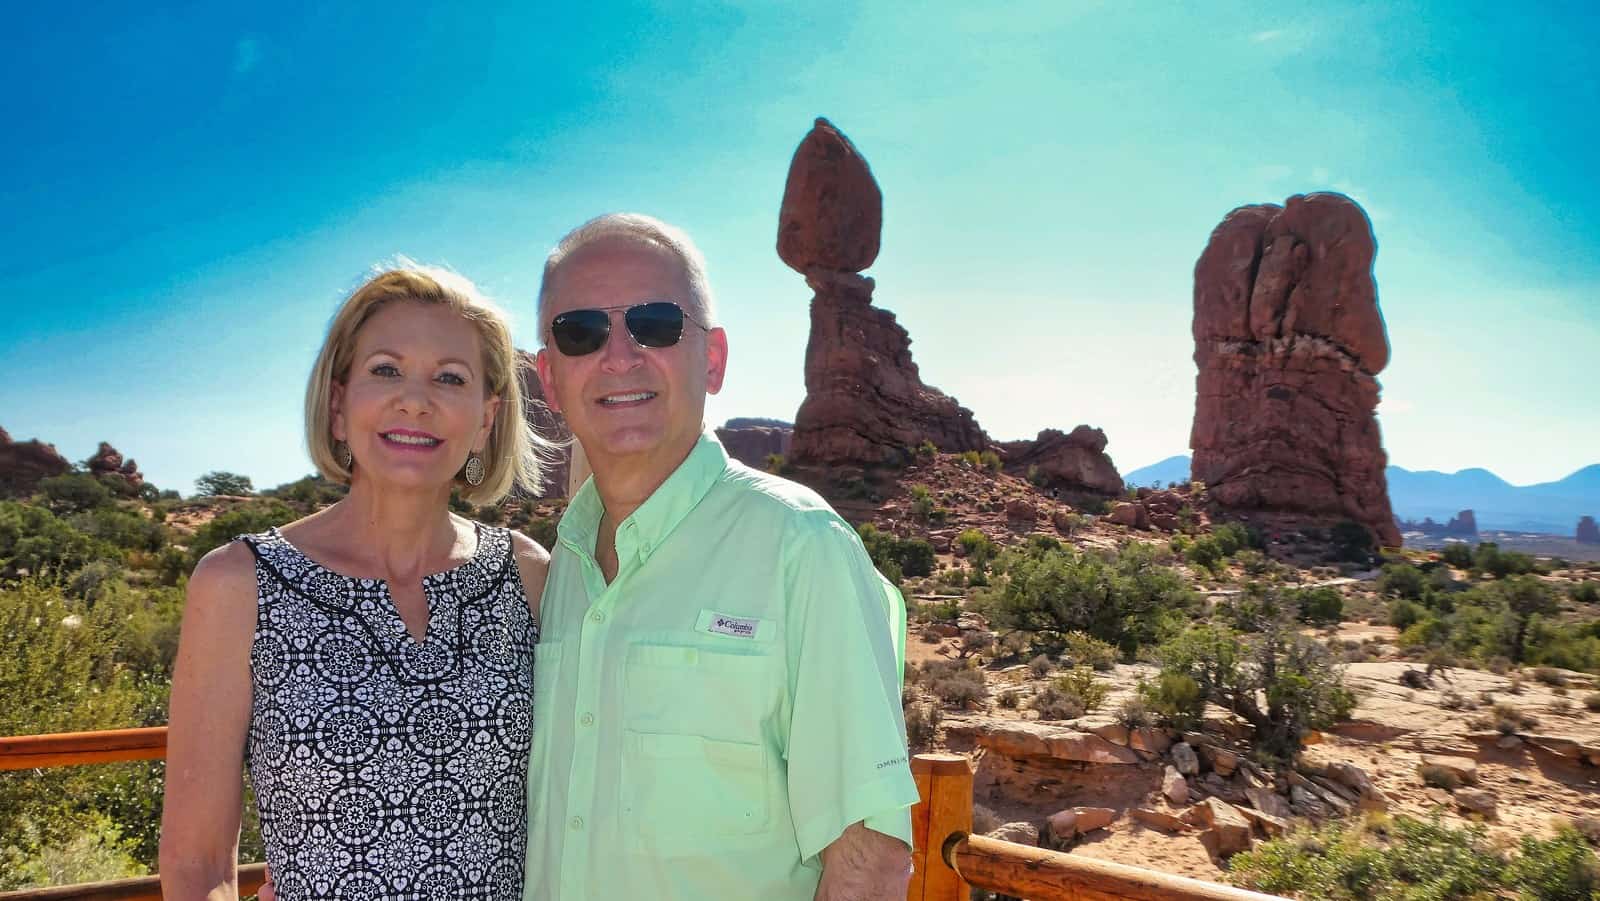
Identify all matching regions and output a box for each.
[536,237,727,467]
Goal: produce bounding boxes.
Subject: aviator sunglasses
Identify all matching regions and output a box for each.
[548,301,706,356]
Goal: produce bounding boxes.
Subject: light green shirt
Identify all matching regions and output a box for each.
[523,431,917,900]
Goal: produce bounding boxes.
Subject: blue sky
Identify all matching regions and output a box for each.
[4,1,1597,495]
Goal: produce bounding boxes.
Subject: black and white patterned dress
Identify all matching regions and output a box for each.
[240,525,536,901]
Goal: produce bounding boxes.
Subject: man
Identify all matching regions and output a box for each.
[526,213,918,900]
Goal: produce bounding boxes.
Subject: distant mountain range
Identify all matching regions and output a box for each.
[1122,456,1600,536]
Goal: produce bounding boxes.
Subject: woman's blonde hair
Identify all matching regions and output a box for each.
[305,260,543,505]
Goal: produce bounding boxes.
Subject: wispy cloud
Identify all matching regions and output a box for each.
[1251,29,1284,43]
[233,38,262,76]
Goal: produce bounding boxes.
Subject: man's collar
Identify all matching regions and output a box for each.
[557,429,730,562]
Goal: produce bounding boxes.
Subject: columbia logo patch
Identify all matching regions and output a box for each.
[707,614,760,638]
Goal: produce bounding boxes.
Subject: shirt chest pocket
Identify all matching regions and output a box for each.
[621,643,780,850]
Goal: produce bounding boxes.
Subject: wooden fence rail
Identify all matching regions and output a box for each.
[1,729,1288,901]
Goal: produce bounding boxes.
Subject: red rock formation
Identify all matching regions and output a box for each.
[1578,516,1600,545]
[1190,193,1400,547]
[998,426,1123,495]
[0,426,71,496]
[517,351,572,499]
[716,424,792,470]
[87,442,144,491]
[782,119,987,465]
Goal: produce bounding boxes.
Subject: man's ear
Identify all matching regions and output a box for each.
[534,349,562,413]
[330,381,348,441]
[704,327,728,395]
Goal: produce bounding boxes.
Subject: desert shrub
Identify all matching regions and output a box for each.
[1029,684,1085,720]
[959,450,982,468]
[193,471,254,497]
[904,702,941,746]
[37,473,115,514]
[1211,522,1257,557]
[926,598,960,623]
[908,484,934,522]
[1551,697,1574,716]
[473,503,505,525]
[974,541,1194,658]
[1138,671,1205,731]
[997,690,1019,709]
[1027,653,1054,678]
[1419,764,1463,790]
[1230,814,1567,900]
[1440,542,1475,569]
[1294,586,1345,625]
[1378,563,1428,599]
[1185,536,1225,573]
[956,529,996,567]
[1533,666,1569,687]
[1152,619,1354,757]
[264,473,348,506]
[1114,696,1156,729]
[858,524,934,581]
[186,500,296,568]
[919,626,945,644]
[1473,542,1536,579]
[1571,581,1600,604]
[1504,827,1600,900]
[923,660,988,708]
[978,450,1003,474]
[915,440,937,460]
[1492,703,1539,735]
[1236,549,1272,576]
[69,508,165,554]
[1061,631,1118,671]
[1051,667,1108,713]
[0,501,121,580]
[1329,521,1376,563]
[1439,690,1471,711]
[0,815,148,891]
[1390,598,1428,630]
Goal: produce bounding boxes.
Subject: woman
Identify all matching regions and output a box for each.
[160,263,550,900]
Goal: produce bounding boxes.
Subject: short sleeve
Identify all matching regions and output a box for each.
[783,515,919,867]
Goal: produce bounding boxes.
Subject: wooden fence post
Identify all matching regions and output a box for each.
[909,753,972,901]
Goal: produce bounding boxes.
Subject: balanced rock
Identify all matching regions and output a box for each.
[998,426,1123,495]
[1578,516,1600,545]
[1171,741,1200,776]
[1453,787,1496,819]
[1163,765,1190,804]
[1190,193,1400,547]
[777,118,882,274]
[0,427,71,496]
[975,722,1140,765]
[1420,755,1478,784]
[781,122,986,465]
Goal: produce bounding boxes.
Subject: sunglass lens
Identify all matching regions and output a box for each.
[550,309,611,356]
[626,302,686,348]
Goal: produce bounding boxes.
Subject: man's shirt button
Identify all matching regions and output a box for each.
[570,816,584,831]
[590,611,605,624]
[580,712,594,727]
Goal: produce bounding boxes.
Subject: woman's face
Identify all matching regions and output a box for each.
[331,301,500,497]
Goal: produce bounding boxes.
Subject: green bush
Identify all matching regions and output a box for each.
[1051,666,1108,713]
[194,471,254,497]
[1330,521,1377,563]
[1294,586,1345,625]
[959,450,982,468]
[1062,631,1119,671]
[264,473,348,506]
[922,660,987,708]
[1185,536,1225,573]
[186,500,296,568]
[915,440,937,460]
[0,501,121,580]
[1571,582,1600,605]
[1230,814,1598,900]
[1153,618,1354,757]
[1378,563,1428,599]
[70,508,166,554]
[1138,672,1205,731]
[1441,542,1475,568]
[908,484,935,522]
[37,473,115,514]
[974,541,1194,658]
[978,450,1002,474]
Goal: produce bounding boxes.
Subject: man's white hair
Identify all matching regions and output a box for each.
[536,213,718,334]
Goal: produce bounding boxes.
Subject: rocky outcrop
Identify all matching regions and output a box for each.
[998,426,1123,495]
[517,352,573,498]
[716,424,792,470]
[1399,509,1477,537]
[782,119,987,466]
[87,442,143,492]
[1190,193,1400,547]
[1578,516,1600,545]
[0,427,71,496]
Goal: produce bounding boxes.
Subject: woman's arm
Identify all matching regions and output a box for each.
[159,542,259,901]
[510,530,551,623]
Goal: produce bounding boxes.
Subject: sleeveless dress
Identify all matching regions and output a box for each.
[239,525,536,901]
